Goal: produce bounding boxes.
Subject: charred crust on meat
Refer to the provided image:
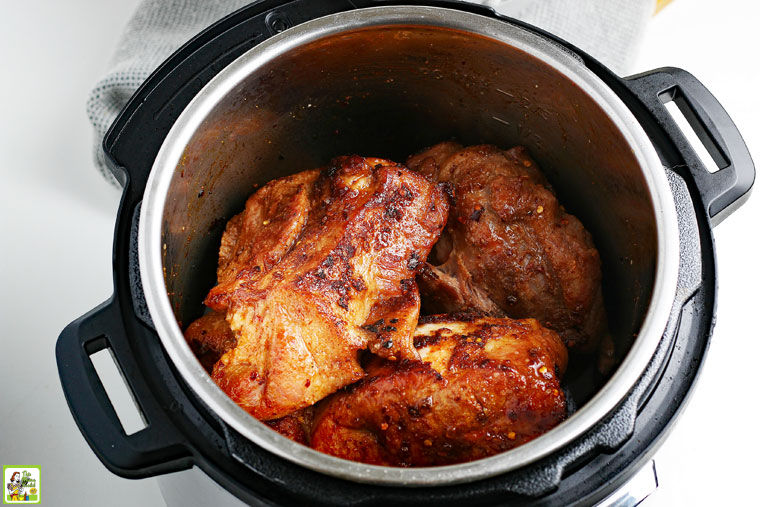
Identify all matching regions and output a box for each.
[362,318,385,334]
[384,205,402,220]
[335,243,355,260]
[326,163,340,178]
[440,182,455,201]
[330,280,347,292]
[469,206,484,222]
[399,278,415,292]
[407,251,421,271]
[413,327,449,349]
[417,312,484,325]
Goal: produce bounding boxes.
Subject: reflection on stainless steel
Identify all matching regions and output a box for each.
[139,6,679,485]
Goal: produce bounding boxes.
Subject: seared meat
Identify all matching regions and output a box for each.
[311,314,568,466]
[266,407,314,445]
[187,313,314,444]
[195,156,448,420]
[408,143,607,353]
[184,311,236,373]
[215,169,319,288]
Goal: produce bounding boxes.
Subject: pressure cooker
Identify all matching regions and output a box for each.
[57,1,754,505]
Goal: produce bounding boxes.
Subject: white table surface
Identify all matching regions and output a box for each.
[1,1,757,505]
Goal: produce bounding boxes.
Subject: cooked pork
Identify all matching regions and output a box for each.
[190,156,449,420]
[311,314,568,466]
[408,143,607,353]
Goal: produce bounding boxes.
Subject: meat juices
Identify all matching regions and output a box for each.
[408,143,608,354]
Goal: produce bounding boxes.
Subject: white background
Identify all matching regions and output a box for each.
[1,1,757,505]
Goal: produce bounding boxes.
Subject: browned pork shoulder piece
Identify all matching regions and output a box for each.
[407,143,607,353]
[310,314,568,466]
[187,156,449,420]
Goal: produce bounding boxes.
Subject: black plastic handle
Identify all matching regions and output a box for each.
[56,299,191,478]
[625,67,754,226]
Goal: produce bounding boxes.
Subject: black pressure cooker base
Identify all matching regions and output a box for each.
[119,172,712,507]
[92,155,713,506]
[55,0,753,505]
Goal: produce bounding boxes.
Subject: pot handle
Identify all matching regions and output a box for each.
[56,299,192,478]
[624,67,754,226]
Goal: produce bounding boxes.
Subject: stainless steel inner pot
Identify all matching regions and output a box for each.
[139,6,679,486]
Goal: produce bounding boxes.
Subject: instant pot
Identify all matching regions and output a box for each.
[57,1,754,505]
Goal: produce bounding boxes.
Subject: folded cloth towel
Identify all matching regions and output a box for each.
[87,0,656,185]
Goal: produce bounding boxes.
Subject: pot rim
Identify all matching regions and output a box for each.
[138,6,680,486]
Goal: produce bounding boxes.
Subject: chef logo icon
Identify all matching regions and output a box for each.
[3,467,40,504]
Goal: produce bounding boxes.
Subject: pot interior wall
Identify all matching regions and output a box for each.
[161,25,657,405]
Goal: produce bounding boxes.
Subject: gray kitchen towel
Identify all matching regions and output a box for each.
[87,0,656,185]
